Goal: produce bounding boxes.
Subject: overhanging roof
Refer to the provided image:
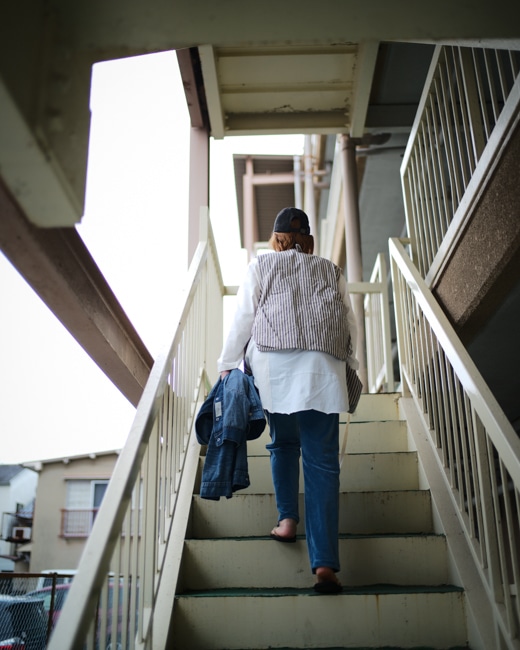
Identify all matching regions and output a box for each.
[198,42,377,138]
[179,41,436,140]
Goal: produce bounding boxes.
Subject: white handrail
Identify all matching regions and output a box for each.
[390,236,520,648]
[48,213,224,650]
[348,253,395,393]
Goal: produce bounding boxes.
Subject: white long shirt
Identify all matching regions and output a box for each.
[217,255,359,414]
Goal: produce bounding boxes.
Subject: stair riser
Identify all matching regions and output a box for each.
[172,591,466,649]
[351,393,403,422]
[247,420,410,456]
[182,535,449,589]
[190,491,433,538]
[196,452,419,494]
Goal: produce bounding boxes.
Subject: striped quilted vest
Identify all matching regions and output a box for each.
[252,249,350,361]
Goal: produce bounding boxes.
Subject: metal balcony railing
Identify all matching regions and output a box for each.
[60,509,99,538]
[401,44,520,281]
[60,508,143,538]
[48,211,225,650]
[390,237,520,650]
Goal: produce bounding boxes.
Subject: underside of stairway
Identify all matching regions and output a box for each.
[168,393,471,650]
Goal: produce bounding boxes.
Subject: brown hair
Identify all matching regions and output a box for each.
[269,217,314,254]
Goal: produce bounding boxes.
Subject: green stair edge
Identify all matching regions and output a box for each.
[240,647,469,650]
[176,584,464,598]
[186,532,444,542]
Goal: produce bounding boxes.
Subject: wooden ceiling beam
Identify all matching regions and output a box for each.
[0,178,153,407]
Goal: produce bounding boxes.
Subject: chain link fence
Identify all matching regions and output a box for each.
[0,572,75,648]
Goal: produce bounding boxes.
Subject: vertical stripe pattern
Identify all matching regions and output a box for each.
[252,250,350,360]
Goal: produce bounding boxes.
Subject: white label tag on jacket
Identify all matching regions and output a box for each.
[215,400,222,418]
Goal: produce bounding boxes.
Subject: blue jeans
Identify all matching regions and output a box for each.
[266,410,340,573]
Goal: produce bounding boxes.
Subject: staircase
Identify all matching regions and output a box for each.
[170,393,469,649]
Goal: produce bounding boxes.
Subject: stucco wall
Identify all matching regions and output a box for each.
[433,120,520,338]
[30,453,118,572]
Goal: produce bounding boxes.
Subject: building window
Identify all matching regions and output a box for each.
[61,480,108,537]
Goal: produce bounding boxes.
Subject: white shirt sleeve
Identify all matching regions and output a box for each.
[217,258,261,372]
[338,274,359,369]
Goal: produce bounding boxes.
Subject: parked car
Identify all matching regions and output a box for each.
[0,595,47,650]
[26,579,137,648]
[24,584,69,627]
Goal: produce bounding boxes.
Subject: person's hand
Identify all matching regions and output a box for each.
[220,370,231,380]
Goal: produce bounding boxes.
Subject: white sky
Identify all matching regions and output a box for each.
[0,51,303,464]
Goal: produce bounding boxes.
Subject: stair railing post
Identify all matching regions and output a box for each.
[389,240,410,398]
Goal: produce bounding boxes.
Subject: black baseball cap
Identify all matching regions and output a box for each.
[273,207,311,235]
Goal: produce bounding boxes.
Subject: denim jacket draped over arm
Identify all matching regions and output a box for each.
[195,369,265,499]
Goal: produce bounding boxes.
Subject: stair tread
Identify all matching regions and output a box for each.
[177,584,464,598]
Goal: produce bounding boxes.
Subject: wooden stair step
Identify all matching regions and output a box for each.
[190,490,433,538]
[247,420,410,456]
[172,585,466,650]
[196,452,420,494]
[180,533,448,590]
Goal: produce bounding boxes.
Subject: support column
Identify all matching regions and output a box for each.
[187,126,209,266]
[340,134,368,390]
[303,135,318,251]
[293,155,303,209]
[243,156,256,260]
